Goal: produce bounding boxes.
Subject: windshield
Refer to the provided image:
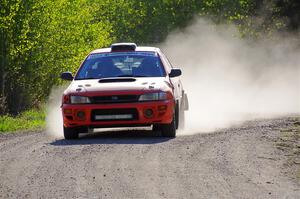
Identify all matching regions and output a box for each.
[75,52,166,80]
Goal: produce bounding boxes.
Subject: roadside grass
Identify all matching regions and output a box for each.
[275,118,300,183]
[0,108,46,133]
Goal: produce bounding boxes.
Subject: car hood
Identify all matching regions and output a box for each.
[65,77,172,94]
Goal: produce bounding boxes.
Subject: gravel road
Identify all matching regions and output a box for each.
[0,118,299,199]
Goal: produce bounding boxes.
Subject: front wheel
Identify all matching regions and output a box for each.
[63,126,79,140]
[161,119,176,137]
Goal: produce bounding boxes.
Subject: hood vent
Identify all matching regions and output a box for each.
[99,77,136,83]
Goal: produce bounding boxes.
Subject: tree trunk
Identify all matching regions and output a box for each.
[0,29,7,114]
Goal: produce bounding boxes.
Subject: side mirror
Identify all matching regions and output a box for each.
[60,72,73,81]
[169,68,182,78]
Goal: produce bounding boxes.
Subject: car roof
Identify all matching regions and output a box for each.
[90,46,160,54]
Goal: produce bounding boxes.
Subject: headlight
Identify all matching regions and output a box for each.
[139,92,168,101]
[70,96,91,104]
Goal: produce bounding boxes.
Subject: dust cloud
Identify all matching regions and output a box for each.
[46,86,66,138]
[46,19,300,137]
[161,19,300,134]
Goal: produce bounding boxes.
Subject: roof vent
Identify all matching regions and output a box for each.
[111,43,137,52]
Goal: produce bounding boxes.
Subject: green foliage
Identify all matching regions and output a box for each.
[0,0,298,116]
[0,108,45,132]
[0,0,113,114]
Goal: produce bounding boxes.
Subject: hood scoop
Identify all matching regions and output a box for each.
[98,77,136,83]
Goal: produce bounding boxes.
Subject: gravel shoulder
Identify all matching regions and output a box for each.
[0,117,299,199]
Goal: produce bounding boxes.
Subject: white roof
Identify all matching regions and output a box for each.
[90,46,160,54]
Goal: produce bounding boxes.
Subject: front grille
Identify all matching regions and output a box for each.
[91,108,139,122]
[90,95,139,104]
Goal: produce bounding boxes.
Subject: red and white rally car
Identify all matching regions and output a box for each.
[60,43,188,139]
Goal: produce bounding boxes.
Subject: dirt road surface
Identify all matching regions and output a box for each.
[0,118,299,199]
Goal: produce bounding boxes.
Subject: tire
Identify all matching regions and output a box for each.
[63,126,79,140]
[152,124,160,132]
[174,102,185,130]
[161,114,176,137]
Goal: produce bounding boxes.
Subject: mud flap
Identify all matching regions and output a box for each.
[183,93,189,111]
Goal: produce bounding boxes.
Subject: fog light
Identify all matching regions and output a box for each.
[76,111,86,120]
[144,108,154,118]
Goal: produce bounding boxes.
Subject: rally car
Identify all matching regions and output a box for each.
[60,43,188,139]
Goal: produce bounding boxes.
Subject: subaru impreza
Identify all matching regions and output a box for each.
[60,43,188,139]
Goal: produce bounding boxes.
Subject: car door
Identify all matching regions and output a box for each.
[159,51,183,104]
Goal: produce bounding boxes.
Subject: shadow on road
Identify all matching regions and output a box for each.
[49,129,172,146]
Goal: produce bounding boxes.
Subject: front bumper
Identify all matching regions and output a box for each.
[62,100,174,128]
